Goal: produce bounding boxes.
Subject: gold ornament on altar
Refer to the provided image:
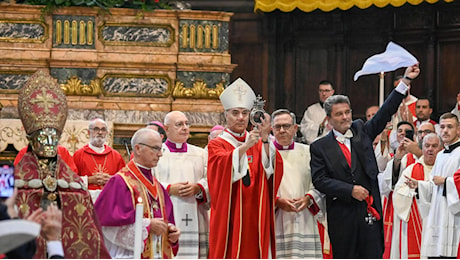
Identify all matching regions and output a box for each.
[18,70,68,135]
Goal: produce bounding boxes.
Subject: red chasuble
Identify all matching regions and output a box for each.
[14,152,110,258]
[207,136,283,259]
[73,144,126,190]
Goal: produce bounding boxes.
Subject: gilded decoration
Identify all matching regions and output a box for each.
[0,19,48,43]
[60,76,102,96]
[53,15,95,49]
[179,20,229,53]
[173,79,225,99]
[99,22,174,47]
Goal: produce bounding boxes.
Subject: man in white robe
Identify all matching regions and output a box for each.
[379,121,418,258]
[391,133,443,258]
[300,80,335,144]
[272,109,325,259]
[154,111,209,259]
[406,112,460,258]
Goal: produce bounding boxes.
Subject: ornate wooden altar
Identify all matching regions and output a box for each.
[0,4,235,161]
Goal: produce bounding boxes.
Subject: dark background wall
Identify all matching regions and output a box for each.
[189,0,460,122]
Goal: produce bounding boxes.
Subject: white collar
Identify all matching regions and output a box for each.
[89,143,105,153]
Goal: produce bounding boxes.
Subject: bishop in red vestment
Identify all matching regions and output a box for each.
[207,78,283,258]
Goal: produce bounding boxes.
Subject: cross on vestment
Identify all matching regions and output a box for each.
[30,88,60,113]
[233,84,247,102]
[181,214,193,226]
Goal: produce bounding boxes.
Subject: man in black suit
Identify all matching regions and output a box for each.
[310,64,420,258]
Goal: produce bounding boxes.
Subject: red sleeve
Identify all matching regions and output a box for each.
[58,146,79,174]
[454,168,460,196]
[305,194,320,215]
[14,147,27,166]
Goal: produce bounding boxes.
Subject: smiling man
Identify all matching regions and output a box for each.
[391,133,443,258]
[310,64,420,258]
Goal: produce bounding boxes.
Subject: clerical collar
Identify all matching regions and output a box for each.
[135,162,152,170]
[165,140,187,153]
[89,143,105,154]
[225,128,245,137]
[444,139,460,153]
[274,140,294,150]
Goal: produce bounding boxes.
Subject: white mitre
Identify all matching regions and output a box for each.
[219,78,256,110]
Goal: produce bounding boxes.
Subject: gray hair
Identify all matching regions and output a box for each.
[423,133,443,147]
[89,118,108,130]
[323,95,350,117]
[271,109,296,125]
[131,128,160,148]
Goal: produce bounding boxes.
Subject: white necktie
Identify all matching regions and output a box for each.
[336,129,353,144]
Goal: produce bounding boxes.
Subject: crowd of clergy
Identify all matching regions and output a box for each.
[3,61,460,259]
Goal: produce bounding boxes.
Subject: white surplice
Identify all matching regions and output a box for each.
[300,103,329,145]
[391,157,432,258]
[154,143,209,259]
[275,142,325,258]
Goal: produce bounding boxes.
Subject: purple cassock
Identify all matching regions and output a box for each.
[94,166,176,228]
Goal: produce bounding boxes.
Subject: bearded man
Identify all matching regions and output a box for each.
[73,118,125,201]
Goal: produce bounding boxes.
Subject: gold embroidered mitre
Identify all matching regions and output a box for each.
[18,70,68,135]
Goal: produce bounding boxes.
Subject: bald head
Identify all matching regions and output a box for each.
[164,111,190,144]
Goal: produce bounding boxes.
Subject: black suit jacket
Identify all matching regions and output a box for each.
[310,89,404,250]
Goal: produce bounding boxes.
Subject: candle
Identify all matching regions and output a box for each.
[133,197,143,259]
[379,72,384,107]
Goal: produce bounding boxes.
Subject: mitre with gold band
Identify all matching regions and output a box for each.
[18,70,68,135]
[219,78,256,110]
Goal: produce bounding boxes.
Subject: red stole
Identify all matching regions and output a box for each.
[118,161,173,259]
[337,142,351,167]
[14,152,110,258]
[408,102,416,118]
[207,137,283,259]
[383,153,416,258]
[402,162,424,258]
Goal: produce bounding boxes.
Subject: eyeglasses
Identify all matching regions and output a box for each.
[173,122,191,128]
[90,127,107,133]
[273,124,293,130]
[417,129,434,135]
[138,143,162,152]
[319,89,333,93]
